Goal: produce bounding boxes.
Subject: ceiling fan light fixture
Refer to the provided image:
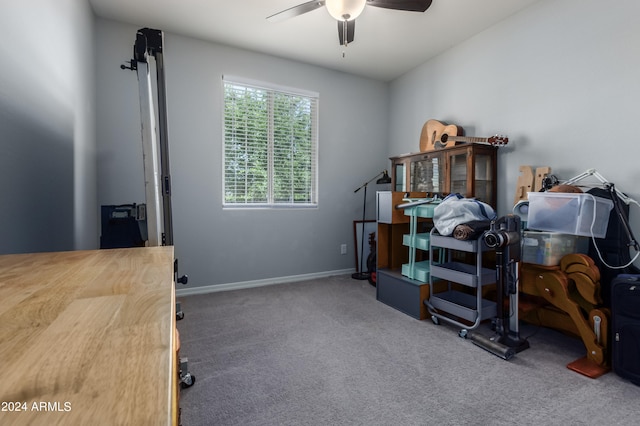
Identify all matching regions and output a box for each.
[325,0,366,21]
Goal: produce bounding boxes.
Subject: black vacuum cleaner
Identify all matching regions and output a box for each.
[467,214,530,360]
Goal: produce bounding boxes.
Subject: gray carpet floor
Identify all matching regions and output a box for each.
[177,274,640,426]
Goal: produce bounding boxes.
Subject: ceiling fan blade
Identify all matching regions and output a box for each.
[337,19,355,46]
[267,0,326,23]
[366,0,433,13]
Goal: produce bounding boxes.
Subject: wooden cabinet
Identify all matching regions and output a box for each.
[376,144,498,320]
[390,144,497,207]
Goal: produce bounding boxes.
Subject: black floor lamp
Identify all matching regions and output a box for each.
[352,170,392,280]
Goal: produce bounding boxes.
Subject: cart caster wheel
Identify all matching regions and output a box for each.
[176,311,184,321]
[431,315,440,325]
[180,373,196,389]
[458,329,468,339]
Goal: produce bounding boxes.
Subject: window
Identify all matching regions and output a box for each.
[223,76,318,207]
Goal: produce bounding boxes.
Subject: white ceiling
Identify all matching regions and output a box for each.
[89,0,541,81]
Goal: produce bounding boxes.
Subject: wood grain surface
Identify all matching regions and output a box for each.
[0,247,176,425]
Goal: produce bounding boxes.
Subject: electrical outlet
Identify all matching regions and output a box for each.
[340,244,347,255]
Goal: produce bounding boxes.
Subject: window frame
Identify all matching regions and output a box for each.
[222,75,319,209]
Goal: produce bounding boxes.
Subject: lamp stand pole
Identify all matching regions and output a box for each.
[352,182,370,280]
[351,170,391,281]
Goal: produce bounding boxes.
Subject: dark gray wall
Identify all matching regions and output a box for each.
[0,0,97,254]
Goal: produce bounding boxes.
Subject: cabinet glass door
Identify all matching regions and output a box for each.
[473,154,493,203]
[449,152,468,196]
[394,163,406,192]
[411,154,443,193]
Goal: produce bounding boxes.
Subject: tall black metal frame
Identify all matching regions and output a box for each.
[121,28,193,388]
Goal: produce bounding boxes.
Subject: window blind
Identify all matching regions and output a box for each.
[223,77,318,207]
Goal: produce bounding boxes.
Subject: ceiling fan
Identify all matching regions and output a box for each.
[267,0,433,47]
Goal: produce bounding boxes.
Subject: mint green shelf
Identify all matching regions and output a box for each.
[403,233,431,251]
[402,260,430,282]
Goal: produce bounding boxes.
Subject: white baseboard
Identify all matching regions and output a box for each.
[175,268,355,297]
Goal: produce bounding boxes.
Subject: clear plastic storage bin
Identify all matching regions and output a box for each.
[522,231,588,266]
[527,192,613,238]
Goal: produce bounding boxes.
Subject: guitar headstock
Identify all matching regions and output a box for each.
[488,135,509,146]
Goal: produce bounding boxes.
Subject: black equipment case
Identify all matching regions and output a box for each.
[100,204,147,249]
[611,274,640,385]
[587,188,640,307]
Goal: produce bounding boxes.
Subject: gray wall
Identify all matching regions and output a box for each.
[95,19,390,288]
[389,0,640,235]
[0,0,97,254]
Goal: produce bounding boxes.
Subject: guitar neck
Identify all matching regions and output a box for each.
[449,136,491,144]
[448,136,507,147]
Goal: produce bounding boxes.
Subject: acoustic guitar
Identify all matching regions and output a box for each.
[419,119,508,151]
[420,119,460,152]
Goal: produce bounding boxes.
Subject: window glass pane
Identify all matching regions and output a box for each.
[223,78,318,207]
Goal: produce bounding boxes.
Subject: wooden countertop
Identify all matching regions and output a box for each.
[0,247,177,425]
